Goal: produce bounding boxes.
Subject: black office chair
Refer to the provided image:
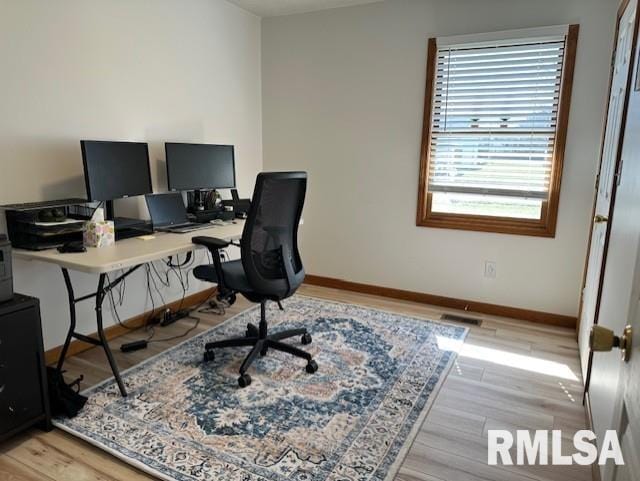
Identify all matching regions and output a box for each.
[192,171,316,388]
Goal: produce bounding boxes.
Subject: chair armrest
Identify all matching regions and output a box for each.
[192,236,231,251]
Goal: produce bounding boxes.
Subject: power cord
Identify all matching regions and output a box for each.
[106,272,138,331]
[145,315,200,345]
[119,251,215,353]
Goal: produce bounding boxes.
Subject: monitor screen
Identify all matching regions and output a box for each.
[166,143,236,191]
[81,140,153,201]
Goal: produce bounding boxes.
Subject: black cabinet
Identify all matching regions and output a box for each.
[0,294,51,441]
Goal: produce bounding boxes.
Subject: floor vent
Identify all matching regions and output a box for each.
[440,313,482,326]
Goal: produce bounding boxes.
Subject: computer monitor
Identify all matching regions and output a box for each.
[81,140,153,202]
[165,143,236,192]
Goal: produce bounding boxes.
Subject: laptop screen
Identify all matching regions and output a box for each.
[146,193,189,227]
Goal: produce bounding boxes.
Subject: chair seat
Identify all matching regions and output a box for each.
[193,259,253,293]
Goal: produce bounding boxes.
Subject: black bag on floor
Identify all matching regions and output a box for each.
[46,367,88,418]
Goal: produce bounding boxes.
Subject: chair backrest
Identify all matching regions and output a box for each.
[241,172,307,299]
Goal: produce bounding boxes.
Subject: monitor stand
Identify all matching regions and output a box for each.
[105,201,152,241]
[114,218,152,241]
[114,225,152,241]
[114,217,147,229]
[192,189,207,212]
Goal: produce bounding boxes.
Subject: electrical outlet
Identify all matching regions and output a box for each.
[484,261,497,279]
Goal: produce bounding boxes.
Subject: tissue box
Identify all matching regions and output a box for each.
[83,221,115,248]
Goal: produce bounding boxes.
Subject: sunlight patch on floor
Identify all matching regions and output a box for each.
[437,336,579,381]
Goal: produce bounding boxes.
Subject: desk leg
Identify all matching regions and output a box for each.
[95,274,127,397]
[56,268,77,372]
[56,268,128,397]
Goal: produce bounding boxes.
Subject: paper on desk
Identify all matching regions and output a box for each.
[33,219,85,226]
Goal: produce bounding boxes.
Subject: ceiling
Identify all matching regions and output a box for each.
[227,0,383,17]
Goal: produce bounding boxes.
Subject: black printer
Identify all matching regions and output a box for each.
[1,198,89,251]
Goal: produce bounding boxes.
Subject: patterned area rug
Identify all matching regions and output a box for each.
[55,296,468,481]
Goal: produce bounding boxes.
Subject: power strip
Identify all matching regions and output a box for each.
[159,308,190,327]
[120,340,148,352]
[120,309,191,353]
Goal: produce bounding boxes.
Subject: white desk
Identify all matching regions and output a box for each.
[14,221,244,396]
[14,222,244,274]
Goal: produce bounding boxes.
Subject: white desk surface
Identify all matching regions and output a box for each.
[13,221,245,274]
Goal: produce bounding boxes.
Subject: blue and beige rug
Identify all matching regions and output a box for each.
[55,296,468,481]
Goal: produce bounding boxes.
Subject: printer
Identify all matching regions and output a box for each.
[0,234,13,303]
[1,198,88,251]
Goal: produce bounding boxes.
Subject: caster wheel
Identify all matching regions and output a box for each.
[203,350,215,362]
[227,293,237,306]
[246,323,259,338]
[260,347,268,357]
[238,374,252,388]
[306,360,318,374]
[301,333,312,345]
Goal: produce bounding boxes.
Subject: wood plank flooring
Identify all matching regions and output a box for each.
[0,285,591,481]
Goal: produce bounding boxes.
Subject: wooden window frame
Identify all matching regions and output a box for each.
[416,25,579,237]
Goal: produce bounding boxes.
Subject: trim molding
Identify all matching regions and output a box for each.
[415,27,579,238]
[44,288,216,365]
[304,274,576,328]
[584,392,602,481]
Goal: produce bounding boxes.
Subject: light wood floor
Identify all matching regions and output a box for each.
[0,285,591,481]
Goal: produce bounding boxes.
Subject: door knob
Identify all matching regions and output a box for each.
[594,214,608,223]
[590,325,633,362]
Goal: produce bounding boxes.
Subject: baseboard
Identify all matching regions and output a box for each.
[304,274,577,328]
[44,288,216,366]
[46,276,575,366]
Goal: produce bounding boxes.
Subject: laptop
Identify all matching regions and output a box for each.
[145,193,212,234]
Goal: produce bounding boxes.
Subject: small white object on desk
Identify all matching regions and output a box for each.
[83,207,115,248]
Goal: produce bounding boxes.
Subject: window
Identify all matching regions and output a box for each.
[417,25,578,236]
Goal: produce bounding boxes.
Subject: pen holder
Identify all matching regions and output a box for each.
[84,220,115,248]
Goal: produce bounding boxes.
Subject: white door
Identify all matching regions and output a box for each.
[578,0,637,377]
[612,281,640,481]
[588,31,640,481]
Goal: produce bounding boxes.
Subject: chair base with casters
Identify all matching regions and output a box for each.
[193,234,318,388]
[202,299,317,387]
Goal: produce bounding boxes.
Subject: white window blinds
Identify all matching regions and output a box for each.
[428,33,569,201]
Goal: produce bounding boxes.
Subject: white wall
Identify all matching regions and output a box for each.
[262,0,618,317]
[0,0,262,349]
